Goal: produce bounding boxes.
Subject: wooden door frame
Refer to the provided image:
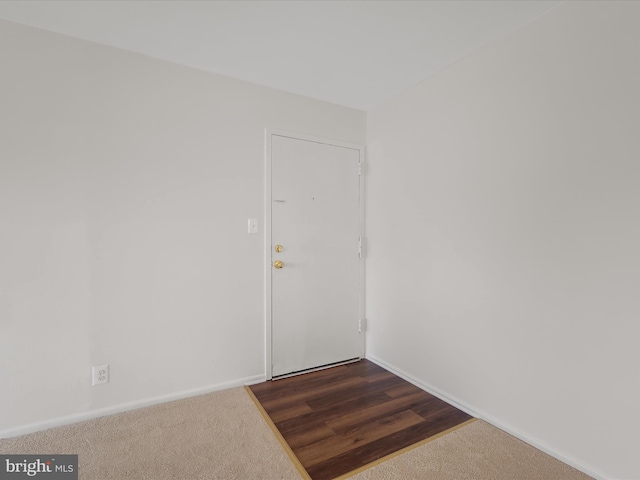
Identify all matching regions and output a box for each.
[264,128,365,380]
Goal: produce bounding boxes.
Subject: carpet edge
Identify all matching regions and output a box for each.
[334,418,478,480]
[245,385,311,480]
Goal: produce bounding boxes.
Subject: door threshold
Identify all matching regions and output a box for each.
[272,357,360,381]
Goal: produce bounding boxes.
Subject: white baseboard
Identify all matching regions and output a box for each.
[0,374,265,439]
[366,354,478,418]
[365,354,613,480]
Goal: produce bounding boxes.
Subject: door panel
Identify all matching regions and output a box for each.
[271,134,362,377]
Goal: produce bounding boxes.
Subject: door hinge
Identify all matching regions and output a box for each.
[358,162,364,175]
[358,236,365,258]
[358,318,367,333]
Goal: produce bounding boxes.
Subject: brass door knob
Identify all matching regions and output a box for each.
[273,260,284,269]
[275,244,283,253]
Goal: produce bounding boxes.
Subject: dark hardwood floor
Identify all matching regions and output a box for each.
[249,359,473,480]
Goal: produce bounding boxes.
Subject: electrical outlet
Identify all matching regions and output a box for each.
[92,364,109,386]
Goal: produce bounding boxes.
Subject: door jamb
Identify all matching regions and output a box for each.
[264,128,365,380]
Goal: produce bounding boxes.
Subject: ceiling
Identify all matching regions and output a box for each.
[0,0,563,110]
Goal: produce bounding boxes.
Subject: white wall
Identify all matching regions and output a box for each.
[0,19,365,435]
[366,2,639,479]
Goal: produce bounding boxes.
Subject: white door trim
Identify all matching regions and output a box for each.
[264,128,365,380]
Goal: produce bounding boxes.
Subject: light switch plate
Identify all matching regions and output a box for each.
[248,218,258,234]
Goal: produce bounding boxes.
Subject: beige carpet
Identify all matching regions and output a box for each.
[349,420,591,480]
[0,387,592,480]
[0,387,299,479]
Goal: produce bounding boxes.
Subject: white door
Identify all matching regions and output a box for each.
[268,132,363,378]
